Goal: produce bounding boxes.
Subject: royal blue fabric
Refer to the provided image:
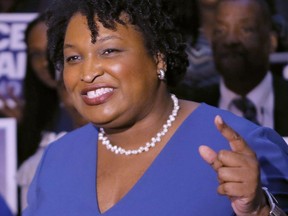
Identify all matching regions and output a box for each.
[0,195,13,216]
[23,104,288,216]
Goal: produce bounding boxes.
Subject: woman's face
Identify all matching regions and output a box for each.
[63,13,163,128]
[27,21,57,88]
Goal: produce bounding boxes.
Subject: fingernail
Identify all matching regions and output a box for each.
[216,115,223,124]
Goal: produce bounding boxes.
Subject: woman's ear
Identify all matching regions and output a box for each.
[155,52,167,71]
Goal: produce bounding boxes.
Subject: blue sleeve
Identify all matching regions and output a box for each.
[245,126,288,213]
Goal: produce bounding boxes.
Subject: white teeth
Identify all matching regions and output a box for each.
[87,88,113,99]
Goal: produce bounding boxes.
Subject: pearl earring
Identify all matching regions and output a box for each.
[157,69,165,80]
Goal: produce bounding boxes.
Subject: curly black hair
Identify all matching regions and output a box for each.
[46,0,188,87]
[161,0,199,45]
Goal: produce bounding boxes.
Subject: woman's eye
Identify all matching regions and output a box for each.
[65,55,80,63]
[102,49,119,55]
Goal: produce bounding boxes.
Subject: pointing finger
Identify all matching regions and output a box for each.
[214,115,254,155]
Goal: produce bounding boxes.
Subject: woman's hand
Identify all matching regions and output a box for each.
[199,115,270,216]
[0,88,23,122]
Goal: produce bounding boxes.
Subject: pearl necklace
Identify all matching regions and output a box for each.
[98,94,180,156]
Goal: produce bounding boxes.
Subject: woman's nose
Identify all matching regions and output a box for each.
[80,59,104,83]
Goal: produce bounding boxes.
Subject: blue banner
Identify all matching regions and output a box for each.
[0,13,37,101]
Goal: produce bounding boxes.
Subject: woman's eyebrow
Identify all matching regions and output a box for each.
[63,44,75,49]
[97,35,123,43]
[63,35,123,49]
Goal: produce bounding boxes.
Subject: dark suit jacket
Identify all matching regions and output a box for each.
[175,75,288,136]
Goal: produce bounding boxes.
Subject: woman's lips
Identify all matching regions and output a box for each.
[81,87,114,105]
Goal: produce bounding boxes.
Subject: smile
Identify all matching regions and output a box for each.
[87,88,114,99]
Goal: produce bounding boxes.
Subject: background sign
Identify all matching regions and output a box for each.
[0,118,17,214]
[0,13,37,101]
[0,13,37,214]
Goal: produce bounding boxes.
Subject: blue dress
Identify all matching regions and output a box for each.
[23,104,288,216]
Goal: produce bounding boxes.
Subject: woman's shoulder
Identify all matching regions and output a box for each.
[194,102,288,153]
[181,100,256,128]
[44,123,97,154]
[56,123,95,139]
[180,101,288,148]
[33,123,98,176]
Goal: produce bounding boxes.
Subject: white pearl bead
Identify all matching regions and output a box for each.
[98,94,179,156]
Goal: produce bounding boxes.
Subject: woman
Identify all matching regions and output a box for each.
[17,14,61,165]
[23,0,288,215]
[17,14,74,165]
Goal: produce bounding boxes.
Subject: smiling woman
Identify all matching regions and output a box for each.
[22,0,288,215]
[63,13,169,126]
